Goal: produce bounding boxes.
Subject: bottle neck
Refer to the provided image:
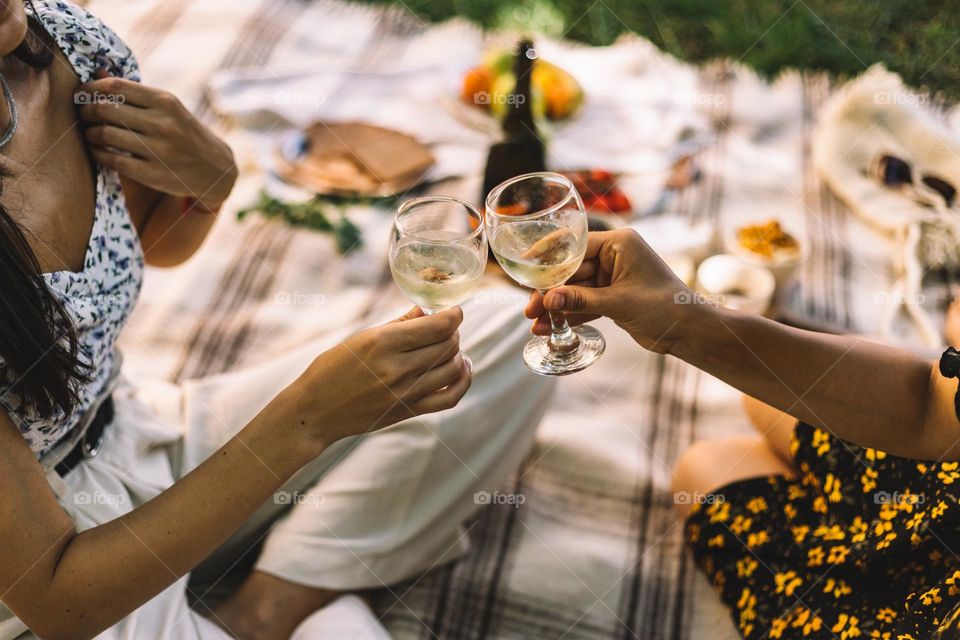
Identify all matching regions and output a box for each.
[502,43,537,141]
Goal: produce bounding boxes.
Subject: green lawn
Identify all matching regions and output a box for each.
[358,0,959,98]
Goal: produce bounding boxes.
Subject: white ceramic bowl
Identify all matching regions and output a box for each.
[696,254,776,315]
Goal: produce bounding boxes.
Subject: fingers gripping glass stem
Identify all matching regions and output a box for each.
[545,304,579,354]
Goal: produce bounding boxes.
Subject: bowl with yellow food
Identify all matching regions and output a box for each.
[725,219,806,288]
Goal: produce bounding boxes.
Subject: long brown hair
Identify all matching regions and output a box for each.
[0,3,89,417]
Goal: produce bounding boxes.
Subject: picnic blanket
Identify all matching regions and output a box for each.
[87,0,956,638]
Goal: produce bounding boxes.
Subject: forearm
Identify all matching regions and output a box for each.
[137,192,219,267]
[531,229,960,457]
[36,395,322,638]
[0,307,464,638]
[671,305,951,458]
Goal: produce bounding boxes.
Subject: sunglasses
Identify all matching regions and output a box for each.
[876,154,957,209]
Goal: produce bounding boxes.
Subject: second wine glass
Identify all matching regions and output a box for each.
[486,172,605,375]
[388,196,487,314]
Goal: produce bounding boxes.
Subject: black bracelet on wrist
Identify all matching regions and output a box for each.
[939,347,960,422]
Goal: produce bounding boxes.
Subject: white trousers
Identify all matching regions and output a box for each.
[3,287,554,639]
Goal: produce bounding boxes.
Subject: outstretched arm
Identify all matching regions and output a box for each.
[1,307,471,639]
[525,229,959,460]
[671,303,951,458]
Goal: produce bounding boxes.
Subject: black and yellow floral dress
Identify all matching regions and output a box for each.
[685,420,960,640]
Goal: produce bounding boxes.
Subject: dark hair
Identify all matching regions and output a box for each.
[0,5,89,417]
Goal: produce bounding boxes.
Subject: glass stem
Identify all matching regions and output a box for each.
[542,291,580,355]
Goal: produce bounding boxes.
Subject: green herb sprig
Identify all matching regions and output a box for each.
[237,190,386,254]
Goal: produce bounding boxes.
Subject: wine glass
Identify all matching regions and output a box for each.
[485,171,605,375]
[388,196,487,315]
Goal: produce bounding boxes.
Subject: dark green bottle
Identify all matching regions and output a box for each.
[481,40,546,204]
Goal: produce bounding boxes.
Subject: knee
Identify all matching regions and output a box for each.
[672,436,773,517]
[672,439,714,497]
[672,440,716,519]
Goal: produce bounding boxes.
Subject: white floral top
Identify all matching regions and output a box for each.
[0,1,144,456]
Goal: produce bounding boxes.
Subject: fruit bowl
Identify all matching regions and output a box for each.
[455,47,584,126]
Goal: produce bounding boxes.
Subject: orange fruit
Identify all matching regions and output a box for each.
[461,66,493,108]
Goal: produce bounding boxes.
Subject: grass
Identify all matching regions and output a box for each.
[356,0,960,98]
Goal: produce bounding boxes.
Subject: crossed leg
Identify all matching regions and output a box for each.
[200,287,553,638]
[210,575,342,640]
[671,396,797,520]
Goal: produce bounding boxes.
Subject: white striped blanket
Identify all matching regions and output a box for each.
[86,0,946,637]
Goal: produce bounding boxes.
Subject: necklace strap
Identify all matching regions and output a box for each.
[0,72,18,149]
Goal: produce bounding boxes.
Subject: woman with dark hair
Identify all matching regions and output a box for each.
[526,229,960,639]
[0,1,554,638]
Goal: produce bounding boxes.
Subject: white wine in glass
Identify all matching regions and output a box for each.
[486,172,605,375]
[491,220,584,290]
[389,196,486,314]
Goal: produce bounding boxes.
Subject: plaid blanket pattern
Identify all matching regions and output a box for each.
[87,0,933,638]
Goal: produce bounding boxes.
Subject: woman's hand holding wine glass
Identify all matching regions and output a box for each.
[282,306,471,448]
[284,194,488,446]
[524,228,695,356]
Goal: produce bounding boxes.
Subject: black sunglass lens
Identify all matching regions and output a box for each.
[922,175,957,208]
[879,155,912,186]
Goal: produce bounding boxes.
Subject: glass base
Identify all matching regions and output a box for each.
[522,325,606,376]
